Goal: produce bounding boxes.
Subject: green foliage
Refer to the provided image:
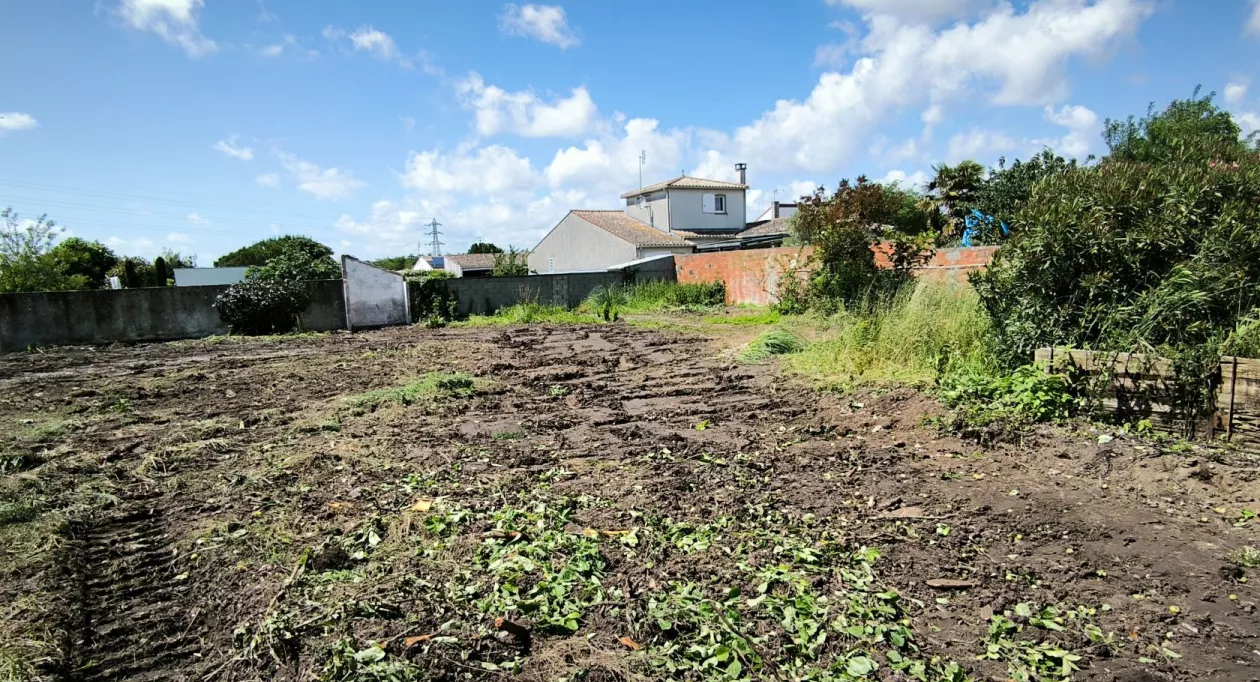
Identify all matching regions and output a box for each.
[406,273,461,326]
[108,256,158,288]
[980,604,1117,682]
[247,248,340,282]
[738,328,805,363]
[927,160,985,236]
[1225,311,1260,358]
[369,255,417,271]
[468,242,504,254]
[973,92,1260,381]
[790,179,936,308]
[938,366,1081,439]
[212,279,311,335]
[0,208,84,293]
[975,150,1078,235]
[786,280,996,387]
[580,280,726,318]
[461,302,600,326]
[160,248,195,269]
[215,235,332,268]
[491,247,530,276]
[49,237,119,289]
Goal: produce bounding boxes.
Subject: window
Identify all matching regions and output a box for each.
[548,257,555,273]
[702,193,728,214]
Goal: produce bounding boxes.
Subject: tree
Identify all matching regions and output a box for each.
[468,242,503,254]
[491,247,530,276]
[153,257,169,287]
[789,178,936,308]
[50,237,119,289]
[108,256,157,288]
[927,160,986,236]
[160,248,196,269]
[247,248,340,282]
[369,255,417,271]
[973,93,1260,372]
[974,149,1078,234]
[215,235,331,268]
[0,208,84,293]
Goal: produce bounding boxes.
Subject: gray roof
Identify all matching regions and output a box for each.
[445,253,498,271]
[740,217,792,238]
[672,229,745,240]
[620,175,748,199]
[571,210,693,248]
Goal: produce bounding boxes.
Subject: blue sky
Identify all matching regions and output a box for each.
[2,0,1259,264]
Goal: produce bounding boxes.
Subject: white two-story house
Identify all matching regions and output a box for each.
[528,165,763,273]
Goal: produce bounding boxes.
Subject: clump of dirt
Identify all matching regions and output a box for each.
[0,325,1257,681]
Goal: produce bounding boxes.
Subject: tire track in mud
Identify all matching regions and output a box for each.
[65,508,201,682]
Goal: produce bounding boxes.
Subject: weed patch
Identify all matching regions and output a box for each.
[460,302,600,327]
[738,328,805,363]
[346,373,481,412]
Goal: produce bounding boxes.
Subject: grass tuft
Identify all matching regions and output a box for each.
[459,302,600,327]
[738,328,805,363]
[346,373,480,411]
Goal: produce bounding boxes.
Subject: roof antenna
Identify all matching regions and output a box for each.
[638,150,646,189]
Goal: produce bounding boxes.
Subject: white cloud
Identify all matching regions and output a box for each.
[0,112,37,135]
[828,0,985,24]
[456,72,599,138]
[946,128,1017,161]
[921,104,944,140]
[106,235,159,258]
[256,172,280,188]
[403,144,539,196]
[881,169,930,189]
[116,0,217,58]
[723,0,1148,175]
[185,212,209,225]
[544,118,688,196]
[213,135,254,161]
[167,232,192,243]
[278,153,367,200]
[1041,104,1100,157]
[1225,82,1248,107]
[499,4,580,49]
[260,44,284,57]
[349,26,405,64]
[1249,0,1260,36]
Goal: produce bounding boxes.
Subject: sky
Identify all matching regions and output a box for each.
[2,0,1259,265]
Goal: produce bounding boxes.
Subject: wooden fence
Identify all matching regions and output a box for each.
[1035,348,1260,450]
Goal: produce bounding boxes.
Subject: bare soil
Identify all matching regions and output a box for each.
[1,324,1258,681]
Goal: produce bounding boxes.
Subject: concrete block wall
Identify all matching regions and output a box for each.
[0,280,346,352]
[438,267,676,317]
[675,244,1000,306]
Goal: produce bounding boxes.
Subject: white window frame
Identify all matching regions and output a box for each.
[714,193,726,214]
[702,192,728,214]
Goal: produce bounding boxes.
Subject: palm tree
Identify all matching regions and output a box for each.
[927,160,985,235]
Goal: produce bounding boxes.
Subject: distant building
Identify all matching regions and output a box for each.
[172,267,248,286]
[754,201,798,221]
[444,253,497,278]
[528,210,694,274]
[411,256,443,271]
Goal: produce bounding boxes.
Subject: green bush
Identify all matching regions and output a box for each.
[580,280,726,315]
[213,279,311,335]
[407,272,460,326]
[939,365,1080,423]
[738,328,805,363]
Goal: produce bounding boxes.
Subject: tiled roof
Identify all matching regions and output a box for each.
[620,175,748,198]
[672,229,745,240]
[739,217,792,238]
[571,210,693,248]
[445,253,498,271]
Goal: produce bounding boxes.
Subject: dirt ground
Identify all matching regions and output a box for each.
[1,323,1258,681]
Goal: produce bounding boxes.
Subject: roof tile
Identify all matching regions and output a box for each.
[571,210,693,248]
[620,175,748,198]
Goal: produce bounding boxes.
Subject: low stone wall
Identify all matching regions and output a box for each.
[0,280,346,352]
[674,245,1000,306]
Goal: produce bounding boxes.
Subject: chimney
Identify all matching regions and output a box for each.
[735,163,747,185]
[772,201,781,218]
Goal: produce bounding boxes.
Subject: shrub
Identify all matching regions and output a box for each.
[407,272,460,326]
[213,279,310,335]
[738,328,805,363]
[581,280,726,315]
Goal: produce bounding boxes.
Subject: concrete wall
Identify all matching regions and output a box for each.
[666,188,747,232]
[675,245,1000,306]
[0,280,346,352]
[527,212,638,274]
[435,267,676,317]
[342,256,409,329]
[173,267,248,287]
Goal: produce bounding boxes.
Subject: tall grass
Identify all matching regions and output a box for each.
[458,301,601,327]
[786,280,996,386]
[580,281,725,315]
[738,328,805,363]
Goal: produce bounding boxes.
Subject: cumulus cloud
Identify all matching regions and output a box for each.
[321,24,439,73]
[403,144,539,197]
[1041,104,1100,158]
[278,153,366,200]
[213,135,254,161]
[827,0,986,25]
[544,118,688,196]
[881,169,931,189]
[116,0,217,57]
[1223,81,1260,136]
[456,73,599,138]
[1250,0,1260,36]
[499,4,580,49]
[722,0,1149,175]
[0,112,37,136]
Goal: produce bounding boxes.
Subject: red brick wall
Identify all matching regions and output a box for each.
[674,244,999,306]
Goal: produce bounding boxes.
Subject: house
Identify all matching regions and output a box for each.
[444,253,497,278]
[172,267,248,286]
[527,210,694,274]
[529,163,799,272]
[411,256,443,271]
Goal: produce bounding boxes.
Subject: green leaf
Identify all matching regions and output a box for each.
[846,655,877,677]
[353,646,386,663]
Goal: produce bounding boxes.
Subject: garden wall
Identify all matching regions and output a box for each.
[0,280,345,352]
[673,245,1000,306]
